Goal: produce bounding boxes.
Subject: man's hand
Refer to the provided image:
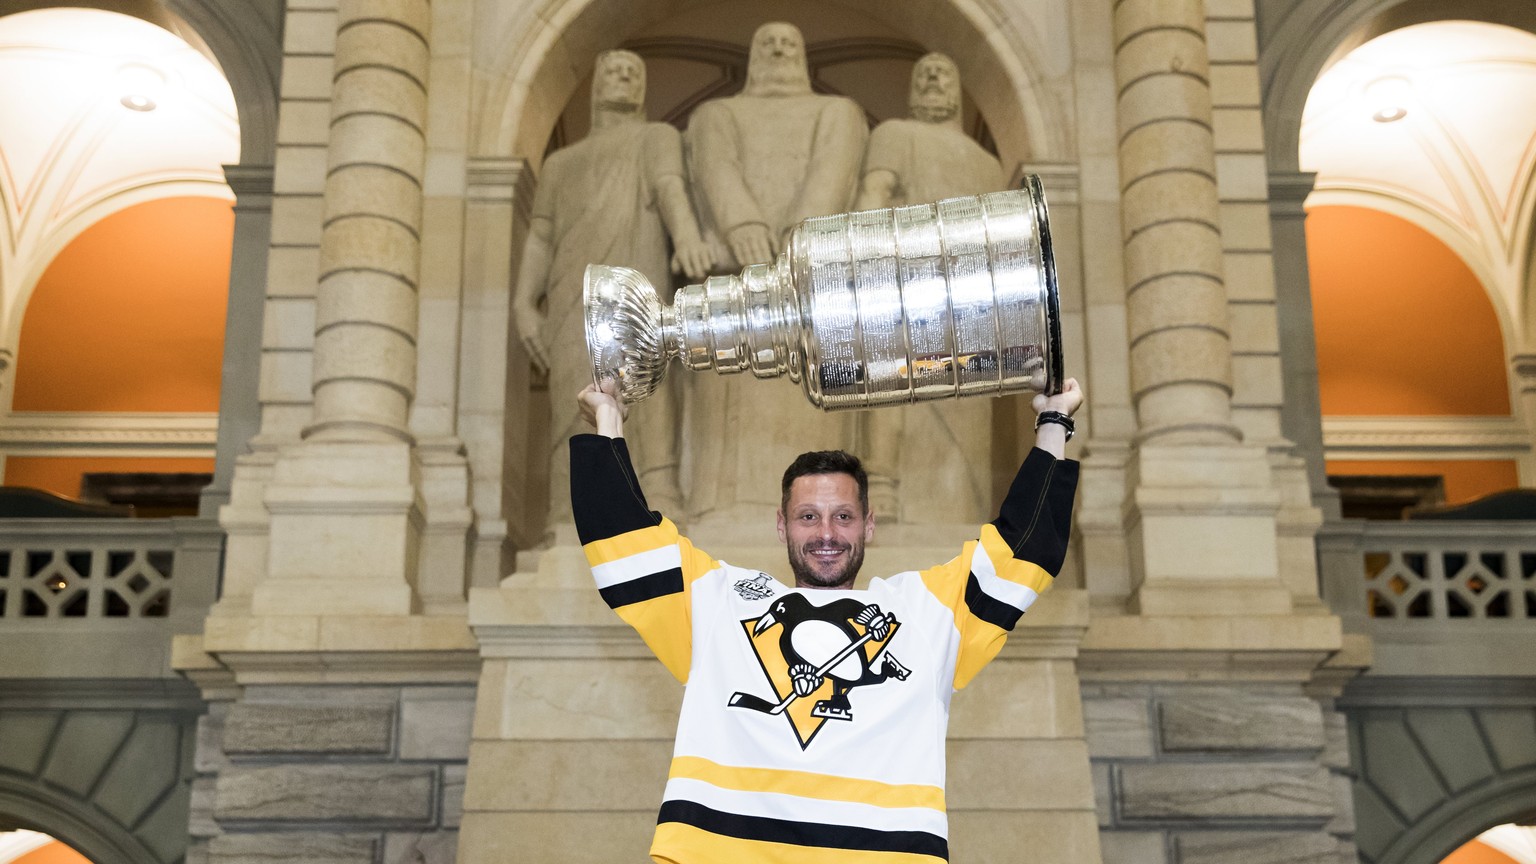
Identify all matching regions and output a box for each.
[726,223,775,266]
[1031,377,1084,459]
[671,238,714,281]
[789,663,822,697]
[854,605,890,641]
[578,380,628,438]
[513,303,549,374]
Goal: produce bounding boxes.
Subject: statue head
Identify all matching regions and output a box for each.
[909,52,961,125]
[744,21,812,97]
[591,49,646,126]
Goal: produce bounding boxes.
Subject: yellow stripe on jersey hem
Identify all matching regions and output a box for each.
[669,756,946,811]
[652,822,947,864]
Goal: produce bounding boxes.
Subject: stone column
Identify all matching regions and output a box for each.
[1514,353,1536,485]
[1114,0,1240,446]
[249,0,431,617]
[1113,0,1290,615]
[201,165,273,517]
[1268,171,1340,517]
[306,0,429,444]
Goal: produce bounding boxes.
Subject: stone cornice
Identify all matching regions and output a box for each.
[1322,414,1532,459]
[0,412,218,457]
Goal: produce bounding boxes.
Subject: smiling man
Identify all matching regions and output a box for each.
[570,379,1082,863]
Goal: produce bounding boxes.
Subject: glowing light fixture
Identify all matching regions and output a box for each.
[1366,75,1412,123]
[115,64,165,112]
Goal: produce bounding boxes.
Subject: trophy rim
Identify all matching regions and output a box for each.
[1027,174,1066,397]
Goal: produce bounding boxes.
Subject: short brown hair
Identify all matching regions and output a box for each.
[780,450,868,514]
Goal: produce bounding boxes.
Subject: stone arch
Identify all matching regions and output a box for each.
[1261,0,1536,174]
[0,774,162,864]
[1349,702,1536,864]
[0,0,280,163]
[474,0,1069,170]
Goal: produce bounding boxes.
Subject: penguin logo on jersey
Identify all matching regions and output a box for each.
[727,593,912,749]
[732,572,777,602]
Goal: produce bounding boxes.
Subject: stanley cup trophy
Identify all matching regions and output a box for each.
[584,176,1062,411]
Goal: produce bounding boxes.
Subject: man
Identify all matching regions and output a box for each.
[681,21,870,523]
[686,21,868,268]
[854,52,1009,524]
[513,50,711,523]
[571,377,1082,862]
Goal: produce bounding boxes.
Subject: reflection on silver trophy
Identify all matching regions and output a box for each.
[583,176,1063,411]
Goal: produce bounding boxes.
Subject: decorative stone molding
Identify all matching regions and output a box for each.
[1321,415,1532,460]
[0,412,218,457]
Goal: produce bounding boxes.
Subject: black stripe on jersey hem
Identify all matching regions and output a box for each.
[598,566,683,608]
[964,572,1024,631]
[657,800,949,859]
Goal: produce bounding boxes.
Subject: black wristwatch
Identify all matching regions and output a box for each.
[1034,410,1075,442]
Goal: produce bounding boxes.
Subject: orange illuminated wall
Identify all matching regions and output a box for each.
[14,839,92,864]
[5,196,229,496]
[1307,205,1517,503]
[1440,839,1520,864]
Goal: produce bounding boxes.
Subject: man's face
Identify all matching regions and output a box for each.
[752,23,805,76]
[910,54,960,120]
[777,472,874,590]
[595,52,644,106]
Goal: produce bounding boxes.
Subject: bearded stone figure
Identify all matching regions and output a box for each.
[854,53,1008,524]
[513,50,711,526]
[679,22,870,525]
[687,21,869,268]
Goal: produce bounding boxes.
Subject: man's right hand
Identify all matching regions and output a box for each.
[726,223,776,266]
[578,380,627,438]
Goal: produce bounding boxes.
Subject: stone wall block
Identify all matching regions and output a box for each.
[948,739,1095,810]
[1118,77,1212,134]
[312,326,417,386]
[1125,221,1224,286]
[324,165,424,229]
[1128,275,1227,337]
[1175,830,1338,864]
[384,832,457,864]
[1085,698,1155,758]
[311,381,410,431]
[318,216,421,282]
[210,833,377,864]
[1102,831,1169,864]
[332,65,427,127]
[316,272,419,334]
[1115,30,1211,86]
[338,0,430,40]
[463,740,670,812]
[0,711,60,774]
[1119,763,1333,822]
[1159,693,1324,752]
[1121,144,1220,213]
[333,25,427,85]
[223,704,394,755]
[1115,0,1206,41]
[215,764,436,823]
[399,689,475,760]
[1130,329,1234,393]
[328,115,425,178]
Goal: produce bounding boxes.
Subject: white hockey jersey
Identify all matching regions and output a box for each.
[571,434,1079,863]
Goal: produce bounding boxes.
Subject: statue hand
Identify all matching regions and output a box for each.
[726,223,775,267]
[513,304,549,374]
[671,239,714,281]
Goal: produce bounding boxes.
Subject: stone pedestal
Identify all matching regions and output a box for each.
[462,539,1102,864]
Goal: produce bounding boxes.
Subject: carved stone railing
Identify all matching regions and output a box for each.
[0,518,223,678]
[1318,519,1536,676]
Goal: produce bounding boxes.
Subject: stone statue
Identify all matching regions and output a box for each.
[854,53,1008,524]
[680,22,870,524]
[687,21,869,268]
[513,50,712,526]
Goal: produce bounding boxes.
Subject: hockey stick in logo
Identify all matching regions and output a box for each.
[727,613,894,716]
